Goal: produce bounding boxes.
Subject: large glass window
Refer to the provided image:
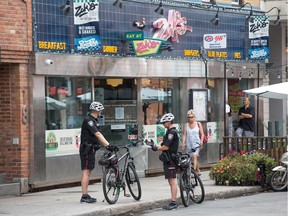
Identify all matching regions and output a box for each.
[94,78,138,144]
[45,77,91,130]
[141,79,176,125]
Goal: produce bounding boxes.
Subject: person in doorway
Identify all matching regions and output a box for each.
[182,109,204,176]
[236,97,255,137]
[79,101,110,203]
[146,113,179,210]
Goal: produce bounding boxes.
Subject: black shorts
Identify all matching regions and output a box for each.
[163,160,177,179]
[80,150,96,170]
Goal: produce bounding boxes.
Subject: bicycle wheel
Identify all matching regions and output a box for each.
[102,167,120,204]
[125,162,142,200]
[179,170,191,207]
[190,169,205,204]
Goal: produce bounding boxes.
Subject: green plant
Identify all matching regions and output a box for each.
[209,151,276,186]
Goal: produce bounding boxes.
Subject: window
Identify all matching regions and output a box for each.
[45,77,91,130]
[141,78,176,125]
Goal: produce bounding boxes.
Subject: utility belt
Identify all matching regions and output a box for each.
[159,151,176,163]
[80,138,100,155]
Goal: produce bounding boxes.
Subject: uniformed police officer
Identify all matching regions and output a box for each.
[146,113,179,210]
[80,101,110,203]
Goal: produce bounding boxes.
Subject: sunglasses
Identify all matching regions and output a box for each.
[188,116,195,118]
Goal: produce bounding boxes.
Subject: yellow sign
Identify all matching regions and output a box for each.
[234,52,241,59]
[184,49,200,57]
[207,51,227,58]
[38,41,66,50]
[103,46,117,53]
[132,39,163,57]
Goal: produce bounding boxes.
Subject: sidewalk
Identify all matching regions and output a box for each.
[0,171,263,216]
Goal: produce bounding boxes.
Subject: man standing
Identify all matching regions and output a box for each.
[236,97,255,137]
[146,113,179,210]
[79,101,110,203]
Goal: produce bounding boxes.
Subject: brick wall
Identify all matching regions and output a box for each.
[0,0,32,186]
[0,63,30,183]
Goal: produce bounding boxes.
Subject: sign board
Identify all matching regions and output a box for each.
[203,33,227,49]
[125,31,144,41]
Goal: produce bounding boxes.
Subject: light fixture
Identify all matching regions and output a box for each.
[210,4,220,25]
[155,0,164,15]
[265,73,269,79]
[113,0,123,8]
[264,7,281,25]
[239,75,242,80]
[231,70,234,76]
[239,2,254,23]
[60,0,71,15]
[277,73,281,79]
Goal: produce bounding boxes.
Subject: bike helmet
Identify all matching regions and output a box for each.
[89,101,104,112]
[160,113,175,123]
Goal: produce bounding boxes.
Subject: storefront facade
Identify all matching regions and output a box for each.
[6,0,288,192]
[28,0,269,186]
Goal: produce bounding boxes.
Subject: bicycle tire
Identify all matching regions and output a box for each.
[179,169,191,207]
[125,162,142,200]
[102,167,120,204]
[190,169,205,204]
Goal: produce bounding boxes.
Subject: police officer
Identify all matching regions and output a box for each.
[80,101,110,203]
[147,113,179,210]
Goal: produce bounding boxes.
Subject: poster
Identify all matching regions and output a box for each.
[73,0,101,52]
[45,128,81,157]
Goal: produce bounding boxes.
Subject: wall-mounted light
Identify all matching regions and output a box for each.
[264,7,281,25]
[210,4,220,25]
[277,73,281,79]
[239,2,254,23]
[60,0,71,15]
[155,0,164,15]
[113,0,123,8]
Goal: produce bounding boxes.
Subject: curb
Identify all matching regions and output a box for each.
[78,186,263,216]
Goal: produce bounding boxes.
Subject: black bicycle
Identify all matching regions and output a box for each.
[176,152,205,207]
[98,141,142,204]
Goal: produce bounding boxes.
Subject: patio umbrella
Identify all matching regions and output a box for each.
[243,82,288,100]
[45,97,66,110]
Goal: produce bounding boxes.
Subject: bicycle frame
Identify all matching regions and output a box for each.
[116,145,133,184]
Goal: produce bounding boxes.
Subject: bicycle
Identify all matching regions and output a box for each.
[98,141,142,204]
[176,152,205,207]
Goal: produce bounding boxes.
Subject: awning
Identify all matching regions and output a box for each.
[243,82,288,100]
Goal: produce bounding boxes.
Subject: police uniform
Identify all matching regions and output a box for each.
[80,114,101,170]
[162,127,179,179]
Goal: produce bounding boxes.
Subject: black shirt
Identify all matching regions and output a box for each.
[80,114,100,145]
[162,127,179,155]
[238,105,255,132]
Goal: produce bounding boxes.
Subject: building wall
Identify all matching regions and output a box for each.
[0,0,32,192]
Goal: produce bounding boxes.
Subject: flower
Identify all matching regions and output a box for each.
[209,150,275,186]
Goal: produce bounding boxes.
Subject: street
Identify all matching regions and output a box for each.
[139,192,288,216]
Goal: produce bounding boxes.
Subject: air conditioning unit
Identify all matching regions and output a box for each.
[231,0,241,5]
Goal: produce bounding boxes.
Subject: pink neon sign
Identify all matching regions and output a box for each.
[152,10,192,43]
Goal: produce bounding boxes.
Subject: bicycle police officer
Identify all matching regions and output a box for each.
[80,101,110,203]
[147,113,179,210]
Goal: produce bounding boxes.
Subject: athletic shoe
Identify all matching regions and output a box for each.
[80,194,97,203]
[162,201,178,210]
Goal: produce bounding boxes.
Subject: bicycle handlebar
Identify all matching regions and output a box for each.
[107,139,143,152]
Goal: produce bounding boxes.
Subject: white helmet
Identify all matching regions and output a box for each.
[89,102,104,112]
[160,113,175,123]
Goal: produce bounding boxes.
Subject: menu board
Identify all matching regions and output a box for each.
[189,89,208,122]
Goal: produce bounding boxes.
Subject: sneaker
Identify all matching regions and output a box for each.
[162,201,178,210]
[80,194,97,203]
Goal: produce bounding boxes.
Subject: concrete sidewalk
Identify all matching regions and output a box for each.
[0,171,263,216]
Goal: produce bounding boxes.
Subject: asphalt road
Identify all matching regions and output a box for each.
[139,191,288,216]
